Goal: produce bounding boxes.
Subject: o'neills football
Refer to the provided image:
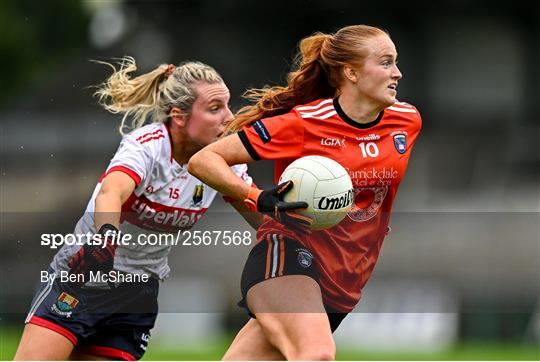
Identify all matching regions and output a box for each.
[278,155,353,230]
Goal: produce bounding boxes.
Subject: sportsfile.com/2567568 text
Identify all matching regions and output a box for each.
[40,230,253,249]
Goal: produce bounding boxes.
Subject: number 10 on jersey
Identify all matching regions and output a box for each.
[359,142,379,158]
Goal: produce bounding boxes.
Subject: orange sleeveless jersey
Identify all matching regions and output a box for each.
[238,98,422,312]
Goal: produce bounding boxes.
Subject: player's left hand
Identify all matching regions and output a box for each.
[67,224,119,285]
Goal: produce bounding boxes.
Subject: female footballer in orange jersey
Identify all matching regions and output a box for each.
[188,24,421,360]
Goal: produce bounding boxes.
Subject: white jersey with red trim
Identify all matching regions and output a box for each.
[51,123,252,282]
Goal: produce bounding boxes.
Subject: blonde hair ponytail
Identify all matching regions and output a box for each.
[94,56,224,135]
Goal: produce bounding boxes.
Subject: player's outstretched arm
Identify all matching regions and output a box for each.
[67,171,137,283]
[188,133,254,201]
[189,134,311,228]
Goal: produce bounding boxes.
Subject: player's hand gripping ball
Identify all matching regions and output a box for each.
[278,155,354,230]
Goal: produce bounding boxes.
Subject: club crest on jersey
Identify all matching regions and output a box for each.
[393,133,407,154]
[296,248,314,268]
[51,292,79,317]
[191,185,204,207]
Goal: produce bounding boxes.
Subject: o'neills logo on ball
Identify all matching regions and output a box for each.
[317,189,353,210]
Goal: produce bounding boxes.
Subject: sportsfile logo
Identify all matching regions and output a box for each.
[320,137,346,147]
[316,189,354,210]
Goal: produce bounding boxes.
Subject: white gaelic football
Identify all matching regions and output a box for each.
[278,155,354,230]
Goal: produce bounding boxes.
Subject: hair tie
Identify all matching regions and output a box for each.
[164,64,176,79]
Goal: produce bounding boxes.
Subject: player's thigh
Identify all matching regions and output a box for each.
[247,275,335,360]
[222,318,285,361]
[14,323,74,361]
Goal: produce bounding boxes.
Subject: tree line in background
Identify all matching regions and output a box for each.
[0,0,89,106]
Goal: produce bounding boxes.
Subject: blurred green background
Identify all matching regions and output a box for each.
[1,0,538,360]
[0,326,538,360]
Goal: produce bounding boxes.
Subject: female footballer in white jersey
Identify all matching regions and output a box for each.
[14,58,257,360]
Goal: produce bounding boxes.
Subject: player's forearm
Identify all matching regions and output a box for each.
[188,149,252,201]
[230,200,264,230]
[94,188,123,230]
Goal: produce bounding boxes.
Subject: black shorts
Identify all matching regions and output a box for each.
[25,268,159,360]
[238,234,347,333]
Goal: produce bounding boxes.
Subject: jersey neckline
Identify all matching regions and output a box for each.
[333,97,384,129]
